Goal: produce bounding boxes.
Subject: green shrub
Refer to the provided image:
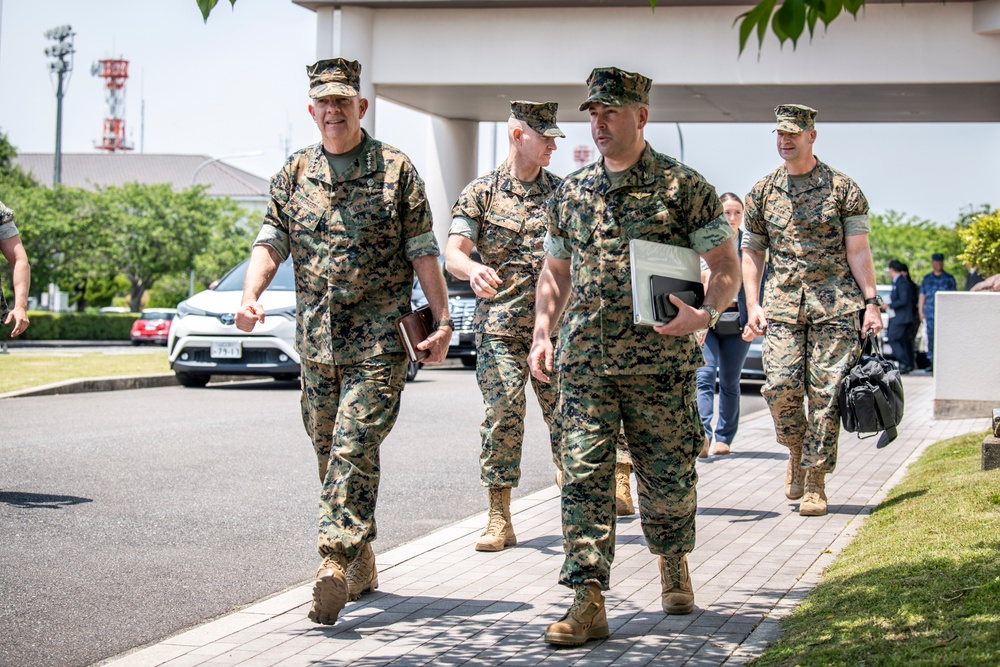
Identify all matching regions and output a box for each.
[960,208,1000,276]
[14,311,138,341]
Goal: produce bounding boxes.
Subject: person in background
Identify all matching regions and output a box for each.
[884,259,916,374]
[917,252,956,373]
[446,100,566,552]
[971,273,1000,292]
[742,104,882,518]
[964,263,985,291]
[0,200,31,337]
[696,192,751,457]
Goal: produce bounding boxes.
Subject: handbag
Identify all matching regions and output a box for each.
[838,330,905,448]
[711,310,742,336]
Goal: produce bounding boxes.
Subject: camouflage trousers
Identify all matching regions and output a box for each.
[761,313,860,474]
[300,354,408,563]
[476,334,560,487]
[558,371,702,590]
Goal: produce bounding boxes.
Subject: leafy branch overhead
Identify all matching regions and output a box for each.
[733,0,866,55]
[197,0,237,23]
[200,0,868,55]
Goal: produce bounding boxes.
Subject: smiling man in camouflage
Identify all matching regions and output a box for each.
[235,58,452,627]
[529,67,740,645]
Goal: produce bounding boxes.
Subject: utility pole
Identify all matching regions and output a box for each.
[45,24,75,185]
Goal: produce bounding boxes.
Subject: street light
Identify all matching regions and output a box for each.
[44,24,75,185]
[191,151,263,187]
[187,151,264,296]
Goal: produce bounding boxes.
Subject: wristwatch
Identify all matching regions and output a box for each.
[434,317,454,330]
[700,305,720,328]
[864,295,884,307]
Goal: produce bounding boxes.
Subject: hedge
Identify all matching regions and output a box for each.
[4,311,138,341]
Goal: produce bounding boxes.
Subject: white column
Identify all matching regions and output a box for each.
[974,0,1000,34]
[426,117,479,247]
[314,7,376,133]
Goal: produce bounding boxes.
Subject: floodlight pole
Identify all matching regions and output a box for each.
[45,25,75,185]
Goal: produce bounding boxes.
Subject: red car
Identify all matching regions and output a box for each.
[130,308,177,345]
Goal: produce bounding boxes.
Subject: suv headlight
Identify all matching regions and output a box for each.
[270,305,296,321]
[176,302,208,318]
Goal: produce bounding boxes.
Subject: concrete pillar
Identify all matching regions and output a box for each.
[974,0,1000,34]
[426,116,478,247]
[315,7,376,133]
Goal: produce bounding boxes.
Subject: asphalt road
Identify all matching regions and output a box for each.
[0,363,764,667]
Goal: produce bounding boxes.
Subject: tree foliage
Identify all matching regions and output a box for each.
[2,130,253,312]
[197,0,237,22]
[959,209,1000,277]
[733,0,866,56]
[91,183,245,311]
[868,211,966,283]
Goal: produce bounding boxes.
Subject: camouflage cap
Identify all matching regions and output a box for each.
[510,100,565,138]
[307,58,361,99]
[774,104,817,133]
[579,67,651,111]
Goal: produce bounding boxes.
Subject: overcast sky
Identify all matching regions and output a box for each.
[1,0,997,227]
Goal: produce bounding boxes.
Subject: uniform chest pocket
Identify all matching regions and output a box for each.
[346,199,401,250]
[349,200,396,229]
[481,208,522,250]
[764,204,792,231]
[284,190,327,233]
[616,195,676,240]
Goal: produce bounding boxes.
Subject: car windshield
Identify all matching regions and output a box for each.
[140,311,175,320]
[214,257,295,291]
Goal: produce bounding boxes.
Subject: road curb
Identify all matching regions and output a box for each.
[0,374,180,399]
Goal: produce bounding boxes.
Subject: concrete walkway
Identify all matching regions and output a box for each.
[100,374,988,666]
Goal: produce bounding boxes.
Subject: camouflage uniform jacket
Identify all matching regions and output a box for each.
[451,162,561,339]
[548,143,732,376]
[742,158,870,324]
[253,132,438,366]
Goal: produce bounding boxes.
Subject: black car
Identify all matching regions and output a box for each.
[741,335,765,381]
[412,256,478,368]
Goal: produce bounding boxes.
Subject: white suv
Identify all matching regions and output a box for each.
[168,258,299,387]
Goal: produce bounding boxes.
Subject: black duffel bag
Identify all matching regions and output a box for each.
[838,330,905,449]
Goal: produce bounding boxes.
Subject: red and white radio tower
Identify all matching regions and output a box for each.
[573,145,593,169]
[91,58,133,151]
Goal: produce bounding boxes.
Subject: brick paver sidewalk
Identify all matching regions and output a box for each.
[102,375,988,666]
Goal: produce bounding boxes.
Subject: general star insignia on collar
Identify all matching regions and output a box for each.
[630,192,652,200]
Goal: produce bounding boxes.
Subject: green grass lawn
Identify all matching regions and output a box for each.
[0,350,171,394]
[750,431,1000,667]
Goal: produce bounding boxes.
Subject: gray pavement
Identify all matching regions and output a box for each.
[94,373,988,667]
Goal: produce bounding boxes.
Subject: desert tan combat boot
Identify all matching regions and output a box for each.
[784,443,805,500]
[615,463,635,516]
[308,555,349,625]
[660,554,695,614]
[346,542,378,601]
[475,487,516,551]
[799,469,828,516]
[544,583,610,646]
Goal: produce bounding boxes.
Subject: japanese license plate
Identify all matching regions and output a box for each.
[210,341,242,359]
